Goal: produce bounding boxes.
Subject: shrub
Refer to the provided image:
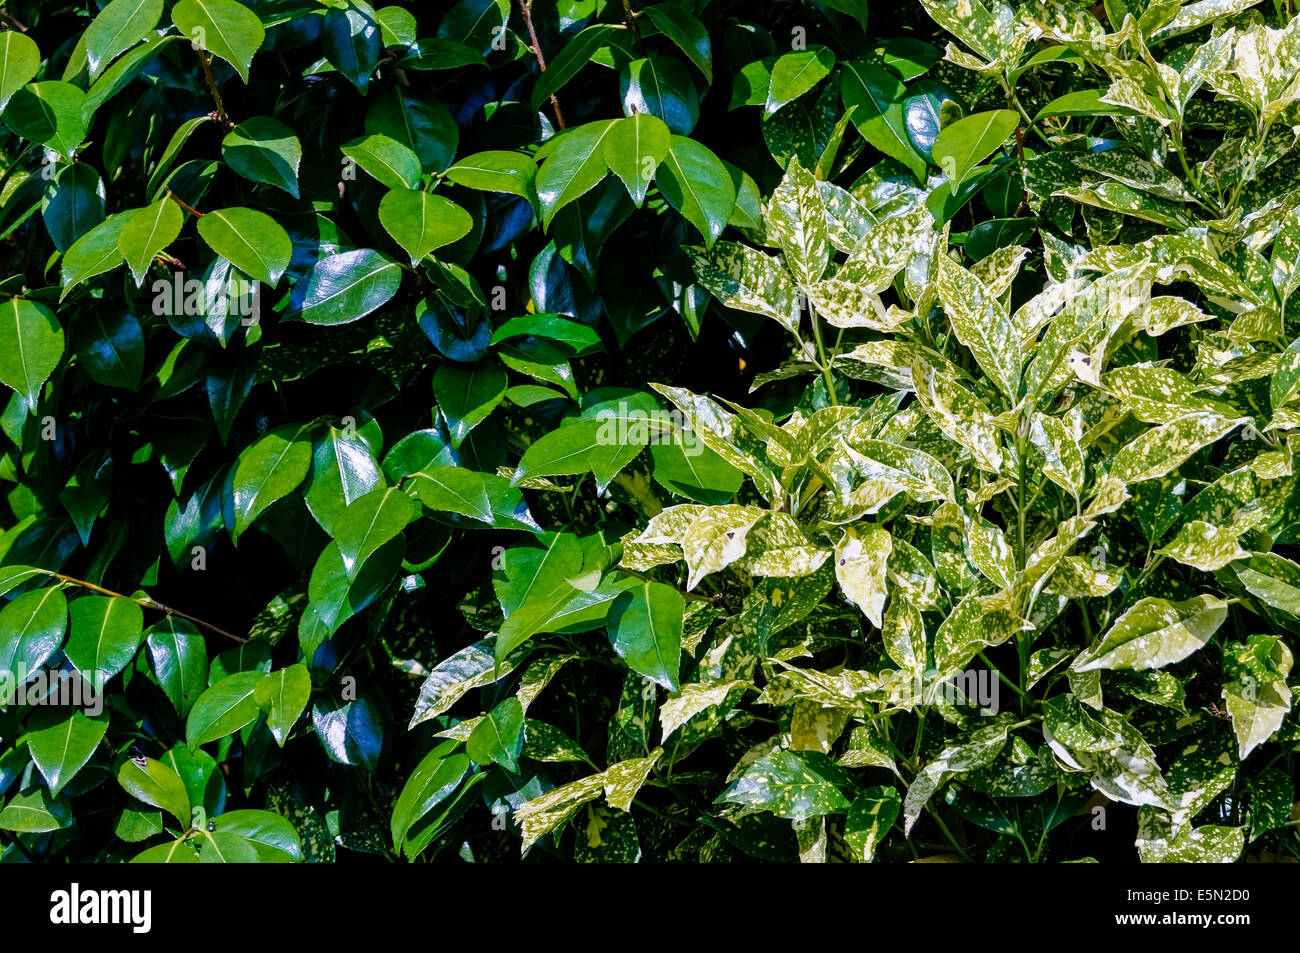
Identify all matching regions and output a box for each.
[0,0,1298,864]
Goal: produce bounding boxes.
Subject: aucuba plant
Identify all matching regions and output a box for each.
[1,0,1299,865]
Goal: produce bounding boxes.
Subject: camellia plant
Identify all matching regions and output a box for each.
[0,0,1299,865]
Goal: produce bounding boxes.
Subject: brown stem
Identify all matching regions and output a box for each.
[621,0,646,54]
[0,9,29,31]
[47,572,248,643]
[166,188,205,218]
[518,0,566,129]
[196,49,231,128]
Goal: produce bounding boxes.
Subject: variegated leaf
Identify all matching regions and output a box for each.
[1073,594,1227,672]
[766,155,829,287]
[934,252,1020,402]
[1157,520,1249,572]
[1108,413,1246,484]
[834,524,892,628]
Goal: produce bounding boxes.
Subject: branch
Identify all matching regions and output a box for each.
[196,48,232,129]
[45,571,248,644]
[166,188,205,218]
[621,0,646,55]
[0,9,29,31]
[518,0,566,129]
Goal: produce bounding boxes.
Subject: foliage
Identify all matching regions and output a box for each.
[1,0,1300,864]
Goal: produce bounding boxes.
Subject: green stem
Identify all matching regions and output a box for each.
[808,302,838,405]
[977,651,1028,703]
[930,810,972,862]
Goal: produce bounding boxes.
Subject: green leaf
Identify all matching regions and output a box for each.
[117,756,190,823]
[531,25,616,111]
[391,740,470,850]
[341,134,422,190]
[254,664,311,746]
[0,587,68,687]
[116,198,183,285]
[207,809,302,861]
[0,31,40,113]
[657,135,735,249]
[1074,595,1227,672]
[467,696,525,772]
[494,533,585,660]
[717,749,851,820]
[304,426,382,536]
[622,55,699,135]
[1034,88,1116,120]
[86,0,164,78]
[63,595,145,686]
[443,150,537,205]
[378,189,472,265]
[334,485,414,580]
[231,424,314,539]
[437,0,508,52]
[603,113,670,207]
[322,3,380,92]
[0,788,72,832]
[642,4,711,82]
[365,88,457,173]
[931,109,1017,189]
[536,119,617,226]
[608,578,684,691]
[146,617,208,717]
[196,206,292,286]
[26,708,108,796]
[43,163,106,253]
[186,671,264,747]
[298,539,403,655]
[222,116,302,197]
[171,0,265,84]
[841,58,927,181]
[433,359,508,446]
[60,213,127,296]
[296,248,401,326]
[767,47,835,116]
[766,154,828,287]
[650,440,743,505]
[0,298,64,405]
[2,81,87,157]
[514,417,643,492]
[375,5,416,47]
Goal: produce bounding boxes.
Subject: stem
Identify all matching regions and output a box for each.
[196,49,231,128]
[44,571,247,643]
[166,189,205,218]
[519,0,566,129]
[621,0,646,55]
[999,75,1051,148]
[808,302,838,405]
[929,810,972,862]
[977,651,1028,703]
